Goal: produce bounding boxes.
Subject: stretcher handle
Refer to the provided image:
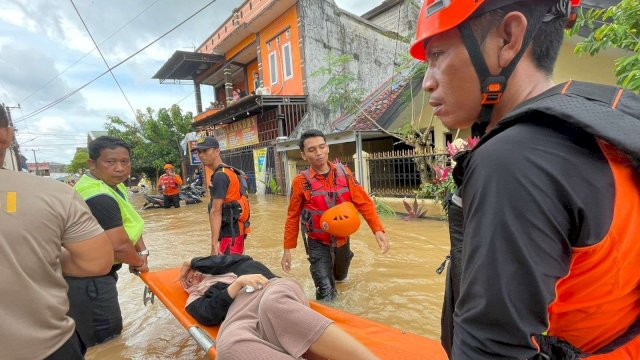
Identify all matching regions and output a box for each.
[188,326,216,353]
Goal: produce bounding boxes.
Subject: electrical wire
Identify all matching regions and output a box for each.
[13,0,219,124]
[18,0,162,104]
[70,0,137,118]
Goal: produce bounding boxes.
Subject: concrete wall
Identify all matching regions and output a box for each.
[295,0,413,136]
[364,0,420,38]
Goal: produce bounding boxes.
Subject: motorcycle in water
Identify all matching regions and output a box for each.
[141,175,206,210]
[141,186,204,210]
[141,194,165,210]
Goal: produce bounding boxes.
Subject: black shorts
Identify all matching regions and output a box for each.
[65,265,123,347]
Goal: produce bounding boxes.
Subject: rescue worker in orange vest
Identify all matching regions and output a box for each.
[281,129,390,301]
[157,163,183,208]
[410,0,640,358]
[192,137,251,256]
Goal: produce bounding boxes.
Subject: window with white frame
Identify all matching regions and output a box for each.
[268,51,278,85]
[282,42,293,80]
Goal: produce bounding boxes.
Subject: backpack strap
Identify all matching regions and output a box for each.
[480,81,640,169]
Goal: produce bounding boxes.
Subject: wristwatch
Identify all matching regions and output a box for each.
[137,249,150,256]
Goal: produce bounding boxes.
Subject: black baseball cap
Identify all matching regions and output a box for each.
[192,136,220,150]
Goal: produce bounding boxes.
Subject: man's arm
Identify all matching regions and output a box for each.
[105,227,148,272]
[281,176,304,272]
[61,191,114,276]
[175,175,183,186]
[209,198,224,255]
[185,284,234,326]
[209,172,230,255]
[85,195,147,271]
[347,176,389,253]
[283,176,305,249]
[61,233,114,276]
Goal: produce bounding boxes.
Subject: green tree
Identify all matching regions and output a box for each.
[67,148,89,174]
[568,0,640,91]
[105,104,193,181]
[310,52,367,115]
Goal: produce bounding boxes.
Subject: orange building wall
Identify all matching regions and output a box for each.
[198,0,276,54]
[247,60,260,94]
[226,34,257,60]
[258,6,304,96]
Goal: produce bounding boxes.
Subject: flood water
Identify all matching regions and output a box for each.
[86,193,450,359]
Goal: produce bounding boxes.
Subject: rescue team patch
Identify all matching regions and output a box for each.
[2,191,17,213]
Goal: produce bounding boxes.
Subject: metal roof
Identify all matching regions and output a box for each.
[152,50,226,84]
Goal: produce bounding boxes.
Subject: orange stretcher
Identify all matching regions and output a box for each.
[140,268,448,359]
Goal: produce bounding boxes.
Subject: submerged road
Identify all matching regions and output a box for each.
[86,193,449,359]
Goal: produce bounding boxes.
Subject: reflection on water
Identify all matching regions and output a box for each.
[86,194,450,359]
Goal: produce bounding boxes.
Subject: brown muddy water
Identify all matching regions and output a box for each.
[86,193,450,359]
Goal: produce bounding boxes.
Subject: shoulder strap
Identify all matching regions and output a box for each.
[216,164,247,177]
[480,81,640,168]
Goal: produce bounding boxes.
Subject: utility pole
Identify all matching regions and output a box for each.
[31,149,39,176]
[3,103,22,171]
[32,149,39,176]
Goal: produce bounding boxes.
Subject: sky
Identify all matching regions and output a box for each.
[0,0,385,165]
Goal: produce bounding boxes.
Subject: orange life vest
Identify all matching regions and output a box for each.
[300,163,352,246]
[215,164,251,237]
[159,174,179,195]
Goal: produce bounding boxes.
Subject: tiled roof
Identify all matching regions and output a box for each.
[348,81,408,131]
[331,73,410,132]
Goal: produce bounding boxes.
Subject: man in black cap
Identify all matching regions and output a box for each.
[192,137,251,255]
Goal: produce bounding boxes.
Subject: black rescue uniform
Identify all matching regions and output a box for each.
[442,82,640,359]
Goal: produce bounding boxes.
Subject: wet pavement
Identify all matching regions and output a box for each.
[86,193,450,359]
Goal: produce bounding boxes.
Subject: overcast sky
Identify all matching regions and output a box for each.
[0,0,385,165]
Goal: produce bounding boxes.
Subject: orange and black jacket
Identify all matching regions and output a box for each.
[447,82,640,359]
[284,161,384,250]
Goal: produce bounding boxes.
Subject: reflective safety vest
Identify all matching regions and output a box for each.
[441,81,640,359]
[210,164,250,237]
[300,163,352,246]
[74,175,144,251]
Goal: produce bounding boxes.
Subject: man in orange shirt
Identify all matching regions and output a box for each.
[157,163,183,208]
[281,129,390,301]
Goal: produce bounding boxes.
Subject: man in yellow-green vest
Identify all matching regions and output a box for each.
[66,136,149,348]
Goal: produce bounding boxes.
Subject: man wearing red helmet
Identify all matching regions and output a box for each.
[410,0,640,358]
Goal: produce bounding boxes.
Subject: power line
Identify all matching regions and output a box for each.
[18,0,162,104]
[13,0,219,124]
[17,132,84,137]
[176,90,195,105]
[70,0,137,118]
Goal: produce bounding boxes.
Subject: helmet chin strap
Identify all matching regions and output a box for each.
[458,5,545,137]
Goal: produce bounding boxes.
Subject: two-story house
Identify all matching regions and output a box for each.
[153,0,419,193]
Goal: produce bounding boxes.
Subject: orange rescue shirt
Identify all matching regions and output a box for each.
[283,162,384,249]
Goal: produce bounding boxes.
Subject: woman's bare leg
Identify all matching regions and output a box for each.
[307,323,378,360]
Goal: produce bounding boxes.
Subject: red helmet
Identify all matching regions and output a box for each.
[320,202,361,238]
[410,0,486,61]
[409,0,581,61]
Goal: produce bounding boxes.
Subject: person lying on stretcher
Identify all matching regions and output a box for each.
[180,254,378,360]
